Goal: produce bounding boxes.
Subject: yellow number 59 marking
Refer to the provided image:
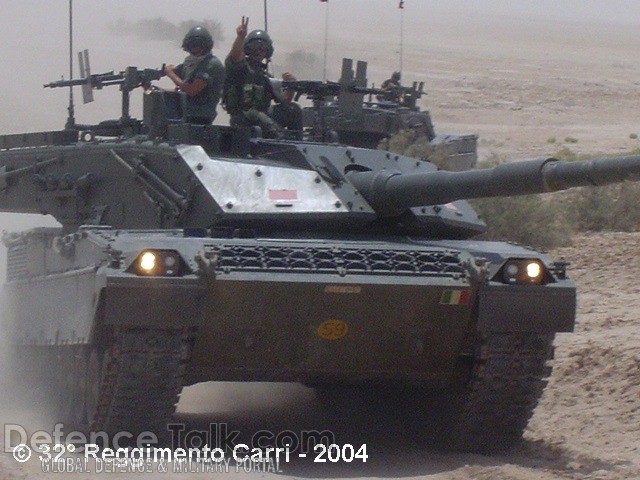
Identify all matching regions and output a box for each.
[316,320,349,340]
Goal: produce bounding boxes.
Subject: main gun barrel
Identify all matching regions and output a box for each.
[348,155,640,215]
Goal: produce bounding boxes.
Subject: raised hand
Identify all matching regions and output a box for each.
[237,16,249,38]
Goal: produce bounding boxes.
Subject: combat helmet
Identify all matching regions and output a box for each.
[392,71,401,81]
[182,26,214,52]
[244,29,274,58]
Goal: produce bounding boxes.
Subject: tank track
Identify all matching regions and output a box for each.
[444,332,555,453]
[88,328,193,438]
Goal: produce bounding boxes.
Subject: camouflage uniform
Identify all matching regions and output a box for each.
[223,58,284,137]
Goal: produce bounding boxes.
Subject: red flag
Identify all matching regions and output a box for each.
[399,0,404,8]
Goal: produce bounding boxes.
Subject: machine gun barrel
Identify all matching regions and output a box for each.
[44,72,121,89]
[44,66,165,92]
[348,155,640,215]
[280,80,386,100]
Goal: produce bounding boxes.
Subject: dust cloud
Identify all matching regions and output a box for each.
[107,17,226,44]
[0,213,61,444]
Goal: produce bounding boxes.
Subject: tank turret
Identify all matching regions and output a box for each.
[1,125,639,239]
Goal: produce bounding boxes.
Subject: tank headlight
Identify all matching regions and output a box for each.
[526,261,541,280]
[505,263,519,277]
[496,259,549,285]
[139,252,157,272]
[128,249,189,277]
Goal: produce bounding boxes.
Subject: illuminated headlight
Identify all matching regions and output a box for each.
[139,252,156,272]
[526,262,541,279]
[128,250,188,277]
[496,259,550,285]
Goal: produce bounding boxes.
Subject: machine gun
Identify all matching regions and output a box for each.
[44,65,165,128]
[278,80,386,103]
[274,80,388,142]
[44,66,165,93]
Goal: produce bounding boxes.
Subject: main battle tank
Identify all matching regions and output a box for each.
[298,58,478,171]
[2,65,640,453]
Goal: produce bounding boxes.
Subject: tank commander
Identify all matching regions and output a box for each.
[163,26,225,125]
[378,71,402,102]
[223,16,302,138]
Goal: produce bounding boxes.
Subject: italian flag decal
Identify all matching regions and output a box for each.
[440,289,471,305]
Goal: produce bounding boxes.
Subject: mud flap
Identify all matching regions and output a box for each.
[477,284,576,333]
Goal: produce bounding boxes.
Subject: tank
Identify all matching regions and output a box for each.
[298,58,478,171]
[2,65,640,454]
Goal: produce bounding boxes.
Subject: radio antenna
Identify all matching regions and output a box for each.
[263,0,268,32]
[399,0,405,74]
[322,0,329,81]
[65,0,76,130]
[263,0,271,73]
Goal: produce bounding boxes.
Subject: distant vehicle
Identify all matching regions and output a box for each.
[298,58,478,170]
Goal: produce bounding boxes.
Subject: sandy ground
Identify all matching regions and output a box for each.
[374,18,640,162]
[1,9,640,480]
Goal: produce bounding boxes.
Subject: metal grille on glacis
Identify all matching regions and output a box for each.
[212,245,466,277]
[6,244,29,281]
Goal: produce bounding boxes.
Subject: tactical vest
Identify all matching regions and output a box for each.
[223,61,272,115]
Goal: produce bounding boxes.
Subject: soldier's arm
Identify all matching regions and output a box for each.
[229,16,249,63]
[165,63,207,97]
[179,79,208,97]
[164,64,180,86]
[281,72,296,103]
[188,59,225,97]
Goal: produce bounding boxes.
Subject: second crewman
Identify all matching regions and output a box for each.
[223,17,301,138]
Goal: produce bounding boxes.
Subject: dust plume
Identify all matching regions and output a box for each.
[107,17,225,45]
[0,214,61,438]
[272,50,324,80]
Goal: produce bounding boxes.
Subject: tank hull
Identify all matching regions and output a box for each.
[3,228,575,386]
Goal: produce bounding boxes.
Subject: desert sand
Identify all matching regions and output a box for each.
[1,7,640,480]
